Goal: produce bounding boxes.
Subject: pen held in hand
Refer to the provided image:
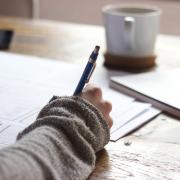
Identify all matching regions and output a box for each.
[73,46,100,96]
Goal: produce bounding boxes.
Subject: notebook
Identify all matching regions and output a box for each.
[110,69,180,118]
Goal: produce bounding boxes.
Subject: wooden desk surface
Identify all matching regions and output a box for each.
[0,16,180,179]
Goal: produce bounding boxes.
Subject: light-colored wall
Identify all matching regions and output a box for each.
[40,0,180,36]
[0,0,32,18]
[0,0,179,35]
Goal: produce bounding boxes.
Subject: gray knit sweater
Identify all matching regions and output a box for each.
[0,96,110,180]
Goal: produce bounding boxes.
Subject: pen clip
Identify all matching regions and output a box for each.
[86,63,96,83]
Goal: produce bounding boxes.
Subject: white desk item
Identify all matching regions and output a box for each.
[110,107,161,141]
[110,70,180,118]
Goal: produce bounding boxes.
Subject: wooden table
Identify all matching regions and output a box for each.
[1,16,180,179]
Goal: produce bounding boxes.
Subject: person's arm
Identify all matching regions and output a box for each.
[0,84,112,180]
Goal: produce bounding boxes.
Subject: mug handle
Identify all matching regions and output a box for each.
[124,17,135,51]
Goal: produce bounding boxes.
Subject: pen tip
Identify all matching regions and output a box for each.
[94,46,100,53]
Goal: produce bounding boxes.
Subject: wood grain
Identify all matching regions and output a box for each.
[0,16,180,180]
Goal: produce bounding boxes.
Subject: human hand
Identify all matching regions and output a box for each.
[80,84,113,128]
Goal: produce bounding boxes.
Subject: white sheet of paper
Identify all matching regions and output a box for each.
[0,52,161,146]
[110,107,161,141]
[0,123,26,145]
[110,102,151,133]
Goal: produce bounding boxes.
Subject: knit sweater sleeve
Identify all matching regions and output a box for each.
[0,96,110,180]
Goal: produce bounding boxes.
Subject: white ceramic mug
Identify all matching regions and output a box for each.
[102,5,161,57]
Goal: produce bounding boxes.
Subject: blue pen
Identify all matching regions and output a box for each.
[73,46,100,96]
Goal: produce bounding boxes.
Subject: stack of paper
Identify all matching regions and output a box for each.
[103,89,160,141]
[0,52,161,147]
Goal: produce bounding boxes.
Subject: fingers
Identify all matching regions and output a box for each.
[99,100,113,128]
[80,84,113,129]
[101,100,112,114]
[84,84,112,113]
[83,84,102,100]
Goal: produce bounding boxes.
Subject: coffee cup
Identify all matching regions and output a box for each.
[103,4,161,57]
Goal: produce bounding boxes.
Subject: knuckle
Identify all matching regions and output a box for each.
[91,86,102,97]
[103,100,112,113]
[82,85,102,101]
[84,84,103,98]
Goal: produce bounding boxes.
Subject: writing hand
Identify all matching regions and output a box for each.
[80,84,113,128]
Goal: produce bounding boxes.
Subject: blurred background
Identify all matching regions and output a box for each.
[0,0,179,35]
